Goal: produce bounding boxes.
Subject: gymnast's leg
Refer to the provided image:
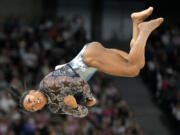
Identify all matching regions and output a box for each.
[83,18,163,77]
[130,7,153,48]
[107,7,154,60]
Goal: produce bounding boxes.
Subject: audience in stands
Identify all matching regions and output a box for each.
[141,22,180,135]
[0,16,143,135]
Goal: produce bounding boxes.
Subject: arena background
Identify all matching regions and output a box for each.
[0,0,180,135]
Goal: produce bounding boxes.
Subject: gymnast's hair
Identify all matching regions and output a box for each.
[7,86,31,111]
[19,90,31,110]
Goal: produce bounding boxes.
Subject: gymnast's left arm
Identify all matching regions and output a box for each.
[55,76,95,101]
[61,104,89,118]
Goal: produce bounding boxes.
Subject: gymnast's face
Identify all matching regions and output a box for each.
[23,90,47,112]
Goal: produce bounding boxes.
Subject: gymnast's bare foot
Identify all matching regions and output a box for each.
[130,7,154,48]
[131,7,153,24]
[138,17,164,35]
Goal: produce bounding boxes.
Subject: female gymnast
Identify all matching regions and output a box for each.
[9,7,164,118]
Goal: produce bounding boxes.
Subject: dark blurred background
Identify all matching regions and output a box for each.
[0,0,180,135]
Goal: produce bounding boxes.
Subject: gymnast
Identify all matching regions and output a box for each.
[9,7,163,118]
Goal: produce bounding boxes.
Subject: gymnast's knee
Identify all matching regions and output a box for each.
[128,64,141,77]
[139,61,145,69]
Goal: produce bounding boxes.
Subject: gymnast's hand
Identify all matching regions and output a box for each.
[64,95,96,109]
[41,75,97,111]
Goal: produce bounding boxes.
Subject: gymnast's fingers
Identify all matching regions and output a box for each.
[86,97,96,107]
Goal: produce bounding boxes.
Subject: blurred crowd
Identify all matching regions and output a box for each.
[0,16,143,135]
[141,22,180,135]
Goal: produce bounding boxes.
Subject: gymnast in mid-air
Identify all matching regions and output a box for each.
[9,7,164,118]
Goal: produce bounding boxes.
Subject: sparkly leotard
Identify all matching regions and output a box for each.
[39,44,97,117]
[55,44,98,82]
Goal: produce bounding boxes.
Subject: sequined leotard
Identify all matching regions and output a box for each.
[56,44,98,82]
[39,44,97,117]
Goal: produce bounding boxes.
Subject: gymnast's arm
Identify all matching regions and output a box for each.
[55,76,94,101]
[42,76,94,101]
[59,104,88,118]
[83,42,141,77]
